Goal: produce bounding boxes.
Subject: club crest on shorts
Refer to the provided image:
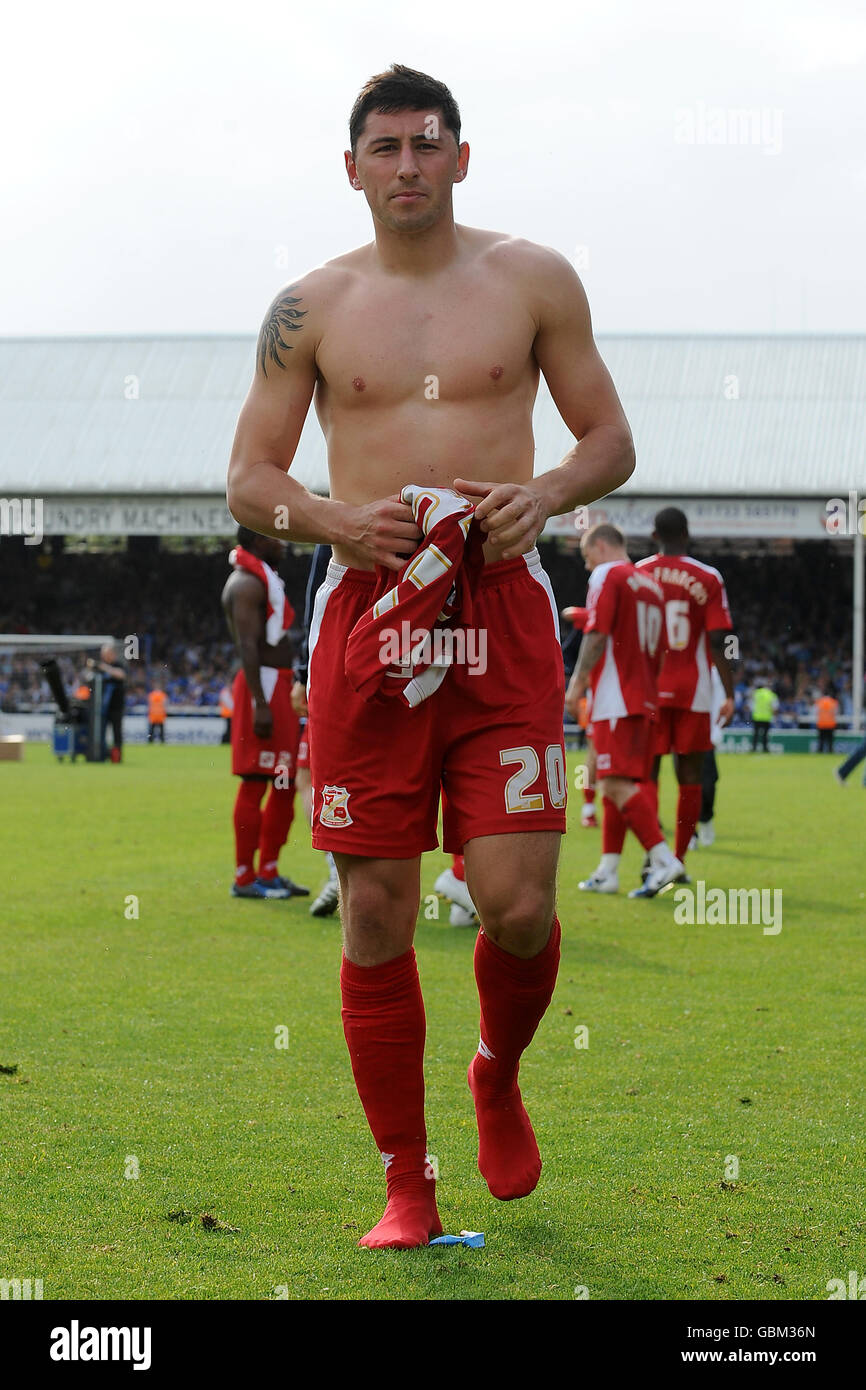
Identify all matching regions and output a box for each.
[320,784,353,827]
[258,750,276,770]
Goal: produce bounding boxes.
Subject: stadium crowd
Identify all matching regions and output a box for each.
[0,538,857,725]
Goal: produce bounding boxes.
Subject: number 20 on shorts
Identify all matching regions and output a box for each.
[500,746,567,812]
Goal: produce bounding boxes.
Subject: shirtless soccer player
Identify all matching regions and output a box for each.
[226,65,635,1249]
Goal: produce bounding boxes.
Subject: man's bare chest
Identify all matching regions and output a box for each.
[315,279,538,407]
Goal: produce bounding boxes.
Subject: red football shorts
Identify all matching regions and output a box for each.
[593,714,655,781]
[653,707,712,756]
[296,719,310,772]
[307,549,567,858]
[231,668,301,779]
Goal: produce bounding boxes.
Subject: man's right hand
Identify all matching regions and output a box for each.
[341,495,422,571]
[254,699,273,740]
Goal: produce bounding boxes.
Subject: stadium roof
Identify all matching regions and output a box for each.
[1,333,864,499]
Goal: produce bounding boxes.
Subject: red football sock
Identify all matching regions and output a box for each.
[620,785,665,852]
[601,796,626,854]
[341,949,441,1249]
[583,786,596,806]
[646,779,659,823]
[233,778,266,885]
[676,784,702,861]
[451,853,466,881]
[468,915,561,1200]
[257,780,296,878]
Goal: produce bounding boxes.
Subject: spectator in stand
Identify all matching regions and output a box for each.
[814,688,838,753]
[750,682,778,752]
[148,685,167,742]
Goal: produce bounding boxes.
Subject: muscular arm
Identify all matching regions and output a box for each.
[530,251,635,514]
[709,631,734,698]
[227,276,420,569]
[564,629,606,717]
[456,249,635,558]
[226,575,269,705]
[573,630,607,687]
[227,279,341,542]
[709,630,735,725]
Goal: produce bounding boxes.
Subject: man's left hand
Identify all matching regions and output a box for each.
[453,479,548,559]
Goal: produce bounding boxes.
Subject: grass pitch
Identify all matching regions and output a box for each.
[1,742,863,1301]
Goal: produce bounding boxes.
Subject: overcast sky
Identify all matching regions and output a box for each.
[2,0,864,338]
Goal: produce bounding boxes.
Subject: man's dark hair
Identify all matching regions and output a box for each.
[654,506,689,545]
[349,64,461,154]
[236,525,261,551]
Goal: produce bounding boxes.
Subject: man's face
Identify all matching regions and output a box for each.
[345,108,468,233]
[580,539,600,572]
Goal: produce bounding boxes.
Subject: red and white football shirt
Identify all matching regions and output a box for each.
[583,560,665,721]
[634,554,732,712]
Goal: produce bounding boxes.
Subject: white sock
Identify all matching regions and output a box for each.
[326,851,338,882]
[599,853,621,875]
[648,840,674,868]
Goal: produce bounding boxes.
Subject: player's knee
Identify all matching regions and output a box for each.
[340,877,419,938]
[477,886,554,955]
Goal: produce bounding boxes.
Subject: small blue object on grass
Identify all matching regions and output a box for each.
[428,1230,485,1249]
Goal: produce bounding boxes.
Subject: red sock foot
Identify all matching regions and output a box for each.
[358,1171,443,1249]
[468,1058,541,1200]
[469,919,560,1201]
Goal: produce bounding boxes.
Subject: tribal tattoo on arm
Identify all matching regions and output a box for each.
[256,287,308,376]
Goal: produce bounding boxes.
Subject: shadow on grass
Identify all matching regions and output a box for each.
[566,940,679,973]
[415,918,680,973]
[788,897,864,918]
[702,847,800,863]
[505,1218,671,1299]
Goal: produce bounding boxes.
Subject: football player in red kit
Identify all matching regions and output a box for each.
[565,524,684,897]
[635,508,735,871]
[226,66,636,1249]
[221,527,309,899]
